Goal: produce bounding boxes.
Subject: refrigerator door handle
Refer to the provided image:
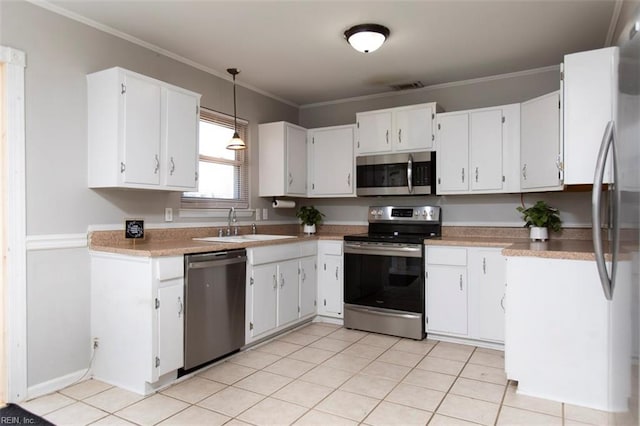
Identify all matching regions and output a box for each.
[592,120,620,300]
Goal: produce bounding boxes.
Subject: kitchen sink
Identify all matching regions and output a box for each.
[193,234,296,243]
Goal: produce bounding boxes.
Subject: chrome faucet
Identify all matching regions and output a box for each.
[251,223,257,234]
[227,207,238,236]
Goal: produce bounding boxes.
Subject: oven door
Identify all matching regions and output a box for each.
[344,242,424,313]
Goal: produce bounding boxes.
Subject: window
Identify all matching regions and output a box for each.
[182,108,249,209]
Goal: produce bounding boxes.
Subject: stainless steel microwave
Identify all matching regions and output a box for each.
[356,152,435,196]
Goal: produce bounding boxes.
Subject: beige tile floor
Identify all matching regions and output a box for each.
[20,322,617,425]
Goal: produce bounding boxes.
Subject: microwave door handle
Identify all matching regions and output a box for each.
[407,154,413,193]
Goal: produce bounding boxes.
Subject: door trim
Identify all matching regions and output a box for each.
[1,46,27,403]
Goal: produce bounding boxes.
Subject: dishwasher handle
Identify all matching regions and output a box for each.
[187,255,246,270]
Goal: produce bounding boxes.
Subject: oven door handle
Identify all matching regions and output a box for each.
[344,243,423,258]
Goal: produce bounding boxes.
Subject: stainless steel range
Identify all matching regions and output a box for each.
[343,206,441,340]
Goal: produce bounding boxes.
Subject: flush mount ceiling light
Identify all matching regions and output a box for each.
[226,67,246,150]
[344,23,390,53]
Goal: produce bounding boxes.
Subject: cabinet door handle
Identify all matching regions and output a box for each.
[169,157,175,175]
[482,258,486,274]
[335,267,339,280]
[500,294,506,312]
[154,154,160,174]
[288,172,293,186]
[385,130,389,144]
[461,168,465,183]
[272,274,277,289]
[347,173,351,187]
[475,167,479,183]
[398,128,402,143]
[459,274,463,291]
[120,162,125,173]
[177,297,183,317]
[302,268,307,281]
[280,273,285,288]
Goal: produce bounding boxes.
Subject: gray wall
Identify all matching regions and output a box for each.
[1,0,299,389]
[297,65,594,227]
[1,1,298,236]
[299,67,560,128]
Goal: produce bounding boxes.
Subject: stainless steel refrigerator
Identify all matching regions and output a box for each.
[593,8,640,424]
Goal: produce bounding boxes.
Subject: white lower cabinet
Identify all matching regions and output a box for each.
[317,241,344,319]
[90,252,184,395]
[246,242,317,343]
[426,245,506,345]
[468,248,506,343]
[505,255,631,410]
[299,256,317,317]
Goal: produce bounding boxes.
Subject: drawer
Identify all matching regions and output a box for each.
[155,256,184,281]
[319,241,343,256]
[427,247,467,266]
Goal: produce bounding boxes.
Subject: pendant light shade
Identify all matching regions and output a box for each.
[344,24,390,53]
[226,68,246,150]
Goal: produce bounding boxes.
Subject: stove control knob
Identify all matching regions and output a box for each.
[376,209,383,216]
[414,210,419,216]
[370,209,377,217]
[422,210,427,217]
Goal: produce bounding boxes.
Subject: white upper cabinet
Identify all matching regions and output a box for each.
[563,46,617,185]
[258,121,307,197]
[520,91,563,191]
[307,124,355,197]
[87,67,200,191]
[356,103,438,155]
[436,112,469,192]
[435,103,520,195]
[162,88,200,189]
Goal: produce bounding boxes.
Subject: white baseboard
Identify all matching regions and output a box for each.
[26,370,89,400]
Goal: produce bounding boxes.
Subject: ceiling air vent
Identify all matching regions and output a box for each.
[389,81,424,91]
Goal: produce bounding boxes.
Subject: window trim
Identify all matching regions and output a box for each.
[181,107,249,209]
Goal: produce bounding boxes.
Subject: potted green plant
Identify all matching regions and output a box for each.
[296,205,325,234]
[516,200,562,241]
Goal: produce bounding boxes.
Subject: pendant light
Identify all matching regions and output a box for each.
[226,68,246,150]
[344,24,390,53]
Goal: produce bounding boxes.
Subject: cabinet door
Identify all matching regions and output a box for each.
[426,265,468,335]
[394,105,434,151]
[436,113,469,193]
[299,257,317,317]
[278,259,300,326]
[309,126,354,196]
[157,282,184,377]
[163,88,198,189]
[319,254,343,317]
[470,109,503,191]
[286,125,307,195]
[521,92,563,191]
[250,264,278,337]
[121,73,162,186]
[469,249,506,342]
[356,110,392,154]
[563,47,616,185]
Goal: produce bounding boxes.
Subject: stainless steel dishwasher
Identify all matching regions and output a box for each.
[183,249,246,370]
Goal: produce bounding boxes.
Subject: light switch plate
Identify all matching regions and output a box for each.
[263,208,268,220]
[164,208,173,222]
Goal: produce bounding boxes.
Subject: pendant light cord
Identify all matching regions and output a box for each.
[232,73,238,133]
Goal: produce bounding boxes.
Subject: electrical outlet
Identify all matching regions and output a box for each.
[262,208,268,220]
[165,208,173,222]
[255,209,261,221]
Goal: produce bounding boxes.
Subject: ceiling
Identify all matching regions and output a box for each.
[45,0,619,106]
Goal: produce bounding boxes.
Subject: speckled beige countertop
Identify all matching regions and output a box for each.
[89,224,362,257]
[89,224,605,260]
[428,226,603,260]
